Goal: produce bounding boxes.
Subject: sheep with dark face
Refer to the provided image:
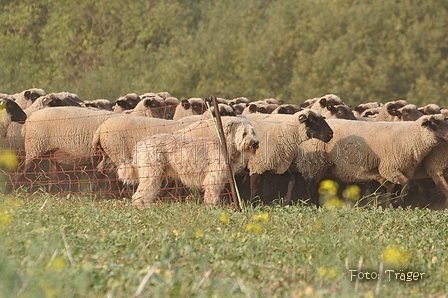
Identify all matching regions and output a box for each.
[295,115,448,205]
[353,102,383,117]
[113,93,141,113]
[375,100,409,121]
[309,94,344,113]
[418,103,441,115]
[0,98,27,137]
[246,109,333,205]
[84,99,114,111]
[271,104,302,115]
[173,98,207,120]
[11,88,46,109]
[128,94,173,119]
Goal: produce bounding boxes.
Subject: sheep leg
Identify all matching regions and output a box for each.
[306,179,320,206]
[283,170,296,206]
[203,173,224,205]
[249,173,262,205]
[428,171,448,208]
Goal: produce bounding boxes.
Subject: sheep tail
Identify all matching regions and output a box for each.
[117,161,139,185]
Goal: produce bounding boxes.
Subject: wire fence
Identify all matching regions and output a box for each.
[0,99,241,207]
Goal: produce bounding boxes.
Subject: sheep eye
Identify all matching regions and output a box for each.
[242,132,247,137]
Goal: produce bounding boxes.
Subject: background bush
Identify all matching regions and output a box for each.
[1,0,447,106]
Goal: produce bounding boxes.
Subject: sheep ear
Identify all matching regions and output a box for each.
[181,99,190,110]
[249,104,258,113]
[116,100,127,108]
[319,97,327,107]
[24,90,32,99]
[298,114,308,123]
[388,104,400,116]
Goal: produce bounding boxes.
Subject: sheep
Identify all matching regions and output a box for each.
[172,98,207,120]
[294,115,448,205]
[164,97,180,119]
[11,88,46,109]
[112,93,141,113]
[243,104,357,122]
[394,104,423,121]
[204,104,236,118]
[91,115,199,171]
[228,97,250,105]
[271,104,302,115]
[242,102,279,115]
[15,107,117,190]
[84,99,114,111]
[117,118,259,207]
[0,98,27,137]
[300,98,318,109]
[353,102,383,117]
[127,94,173,119]
[374,99,408,121]
[360,107,382,118]
[419,103,441,115]
[307,94,356,119]
[308,94,344,113]
[231,102,248,115]
[4,92,88,153]
[23,92,85,116]
[245,109,333,205]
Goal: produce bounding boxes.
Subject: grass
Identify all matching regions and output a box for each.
[0,193,447,298]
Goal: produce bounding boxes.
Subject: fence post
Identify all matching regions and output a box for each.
[208,94,241,212]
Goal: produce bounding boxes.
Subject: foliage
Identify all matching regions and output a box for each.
[0,194,447,297]
[1,0,448,107]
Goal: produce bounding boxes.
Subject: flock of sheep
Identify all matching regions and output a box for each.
[1,88,448,209]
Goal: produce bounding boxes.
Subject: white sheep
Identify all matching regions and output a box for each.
[117,118,259,207]
[23,92,85,116]
[271,104,302,115]
[0,98,27,138]
[418,103,441,115]
[245,109,333,205]
[394,104,423,121]
[92,115,199,171]
[126,95,172,119]
[84,99,114,111]
[294,115,448,204]
[15,107,117,189]
[374,99,409,121]
[112,93,141,113]
[11,88,46,109]
[308,94,344,113]
[173,98,207,120]
[353,102,383,117]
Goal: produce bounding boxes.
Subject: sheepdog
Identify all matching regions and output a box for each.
[118,118,259,207]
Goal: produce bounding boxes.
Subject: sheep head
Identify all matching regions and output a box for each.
[297,109,333,143]
[327,105,357,120]
[318,94,343,109]
[420,115,448,142]
[24,89,46,103]
[0,98,27,123]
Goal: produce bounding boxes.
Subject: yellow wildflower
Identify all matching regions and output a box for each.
[220,210,229,225]
[382,244,410,268]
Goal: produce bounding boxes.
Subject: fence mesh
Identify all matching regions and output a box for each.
[0,112,236,204]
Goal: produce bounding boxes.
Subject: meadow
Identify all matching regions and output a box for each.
[1,192,447,298]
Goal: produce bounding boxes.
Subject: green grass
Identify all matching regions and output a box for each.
[0,194,447,298]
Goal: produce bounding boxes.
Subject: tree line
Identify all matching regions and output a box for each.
[1,0,447,107]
